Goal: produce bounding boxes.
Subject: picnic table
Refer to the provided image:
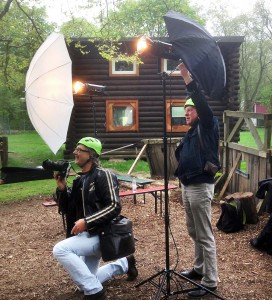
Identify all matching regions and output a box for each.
[119,184,178,215]
[116,174,154,188]
[43,183,179,216]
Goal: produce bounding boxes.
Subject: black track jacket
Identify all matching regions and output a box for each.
[56,166,121,238]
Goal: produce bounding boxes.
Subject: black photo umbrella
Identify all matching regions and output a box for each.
[164,10,226,99]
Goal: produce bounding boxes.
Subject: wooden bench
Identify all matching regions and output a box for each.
[119,184,178,215]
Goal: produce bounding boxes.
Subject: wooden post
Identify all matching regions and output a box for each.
[0,137,8,167]
[127,144,147,175]
[218,153,242,199]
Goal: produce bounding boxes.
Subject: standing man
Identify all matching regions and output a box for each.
[175,64,220,298]
[53,137,138,300]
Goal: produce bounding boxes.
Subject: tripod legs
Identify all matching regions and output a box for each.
[135,268,227,300]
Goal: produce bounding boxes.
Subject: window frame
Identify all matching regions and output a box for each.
[166,99,190,132]
[109,59,139,77]
[106,100,139,132]
[161,58,180,76]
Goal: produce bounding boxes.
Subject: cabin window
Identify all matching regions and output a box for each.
[166,99,190,132]
[161,58,180,76]
[106,100,139,132]
[109,59,139,76]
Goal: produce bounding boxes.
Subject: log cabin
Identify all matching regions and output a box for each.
[65,36,244,159]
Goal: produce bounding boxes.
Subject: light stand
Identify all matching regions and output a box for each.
[135,71,226,300]
[91,96,97,137]
[73,81,106,137]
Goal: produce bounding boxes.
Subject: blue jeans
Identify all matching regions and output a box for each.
[181,183,218,287]
[53,231,128,295]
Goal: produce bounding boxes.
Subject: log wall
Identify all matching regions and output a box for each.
[65,37,244,159]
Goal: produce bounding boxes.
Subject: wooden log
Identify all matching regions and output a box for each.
[225,192,258,224]
[128,144,147,175]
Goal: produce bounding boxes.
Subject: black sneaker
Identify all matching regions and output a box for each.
[126,254,138,281]
[250,238,260,248]
[83,288,107,300]
[180,269,203,280]
[188,286,217,298]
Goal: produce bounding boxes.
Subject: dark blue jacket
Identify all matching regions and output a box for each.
[175,80,220,185]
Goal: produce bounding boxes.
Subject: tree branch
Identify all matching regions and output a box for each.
[14,0,44,43]
[0,0,13,20]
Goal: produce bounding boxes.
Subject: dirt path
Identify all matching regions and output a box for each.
[0,183,271,299]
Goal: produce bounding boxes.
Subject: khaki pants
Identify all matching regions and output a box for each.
[181,182,218,287]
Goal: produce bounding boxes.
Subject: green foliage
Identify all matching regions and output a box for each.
[101,0,204,38]
[206,0,272,112]
[0,2,54,89]
[61,0,203,62]
[60,17,99,38]
[93,0,203,60]
[259,85,272,112]
[0,87,31,131]
[0,1,55,131]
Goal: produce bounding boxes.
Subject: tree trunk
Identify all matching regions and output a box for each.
[225,192,258,224]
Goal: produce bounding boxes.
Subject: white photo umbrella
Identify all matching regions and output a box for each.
[25,33,74,154]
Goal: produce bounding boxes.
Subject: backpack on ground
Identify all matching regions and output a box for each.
[250,214,272,255]
[216,198,246,233]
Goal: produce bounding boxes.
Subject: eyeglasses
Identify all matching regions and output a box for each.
[74,147,90,153]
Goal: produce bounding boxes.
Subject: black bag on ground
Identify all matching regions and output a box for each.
[250,214,272,255]
[99,215,135,262]
[216,198,246,233]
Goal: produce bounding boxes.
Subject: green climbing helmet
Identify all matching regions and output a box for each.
[77,137,102,156]
[184,98,195,108]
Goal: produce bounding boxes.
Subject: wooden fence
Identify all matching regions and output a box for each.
[217,111,272,200]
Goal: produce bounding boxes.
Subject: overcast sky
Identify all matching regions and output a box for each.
[191,0,261,16]
[44,0,271,33]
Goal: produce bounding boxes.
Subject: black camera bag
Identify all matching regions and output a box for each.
[99,215,135,262]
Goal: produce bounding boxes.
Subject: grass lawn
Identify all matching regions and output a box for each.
[238,128,265,148]
[237,128,265,172]
[0,132,150,202]
[5,131,65,167]
[0,128,266,203]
